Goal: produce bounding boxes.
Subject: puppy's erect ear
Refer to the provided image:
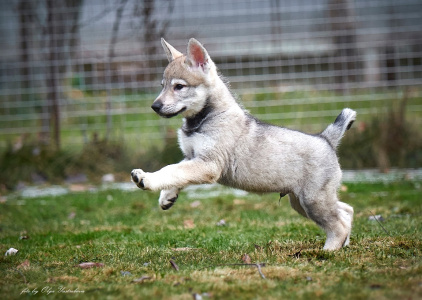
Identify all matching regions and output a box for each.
[186,38,211,71]
[161,38,183,62]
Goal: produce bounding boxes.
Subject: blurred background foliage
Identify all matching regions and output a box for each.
[0,0,421,190]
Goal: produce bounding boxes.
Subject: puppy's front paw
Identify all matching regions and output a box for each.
[159,189,179,210]
[131,169,147,190]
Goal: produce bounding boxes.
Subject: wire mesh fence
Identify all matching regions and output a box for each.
[1,0,421,151]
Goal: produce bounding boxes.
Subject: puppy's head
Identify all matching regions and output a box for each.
[151,38,217,118]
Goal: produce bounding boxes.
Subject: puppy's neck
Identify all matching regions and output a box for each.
[182,98,214,136]
[209,76,239,109]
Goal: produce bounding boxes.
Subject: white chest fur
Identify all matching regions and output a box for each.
[178,128,217,160]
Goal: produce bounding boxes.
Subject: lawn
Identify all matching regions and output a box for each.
[0,181,421,299]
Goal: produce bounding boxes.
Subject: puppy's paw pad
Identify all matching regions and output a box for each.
[160,195,178,210]
[131,169,145,189]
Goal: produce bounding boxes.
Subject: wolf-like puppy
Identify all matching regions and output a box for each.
[131,38,356,250]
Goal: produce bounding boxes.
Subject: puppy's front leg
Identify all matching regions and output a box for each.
[131,159,220,191]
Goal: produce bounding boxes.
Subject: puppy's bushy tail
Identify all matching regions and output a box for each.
[320,108,356,149]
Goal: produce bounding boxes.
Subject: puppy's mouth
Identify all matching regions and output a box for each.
[157,107,187,118]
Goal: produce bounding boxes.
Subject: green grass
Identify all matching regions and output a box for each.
[1,181,421,299]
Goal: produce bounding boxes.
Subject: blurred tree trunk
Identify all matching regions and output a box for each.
[133,0,174,82]
[270,0,282,46]
[45,0,83,150]
[46,0,59,149]
[329,0,359,92]
[106,0,129,140]
[18,0,33,95]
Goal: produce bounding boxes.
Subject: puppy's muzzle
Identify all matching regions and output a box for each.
[151,100,186,118]
[151,100,163,113]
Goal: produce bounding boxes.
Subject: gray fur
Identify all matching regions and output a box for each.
[320,108,356,149]
[131,38,357,250]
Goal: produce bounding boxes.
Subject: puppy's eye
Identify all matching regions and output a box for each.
[174,84,185,91]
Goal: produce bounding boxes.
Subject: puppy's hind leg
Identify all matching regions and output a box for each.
[337,201,354,246]
[158,187,181,210]
[301,191,352,250]
[288,193,308,218]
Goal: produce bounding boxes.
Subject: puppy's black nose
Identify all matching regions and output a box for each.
[151,101,163,113]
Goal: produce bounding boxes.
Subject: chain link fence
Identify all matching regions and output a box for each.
[1,0,421,151]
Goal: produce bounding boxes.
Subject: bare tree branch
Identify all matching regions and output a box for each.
[108,0,128,60]
[78,0,122,28]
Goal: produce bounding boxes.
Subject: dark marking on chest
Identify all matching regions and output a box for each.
[182,99,213,136]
